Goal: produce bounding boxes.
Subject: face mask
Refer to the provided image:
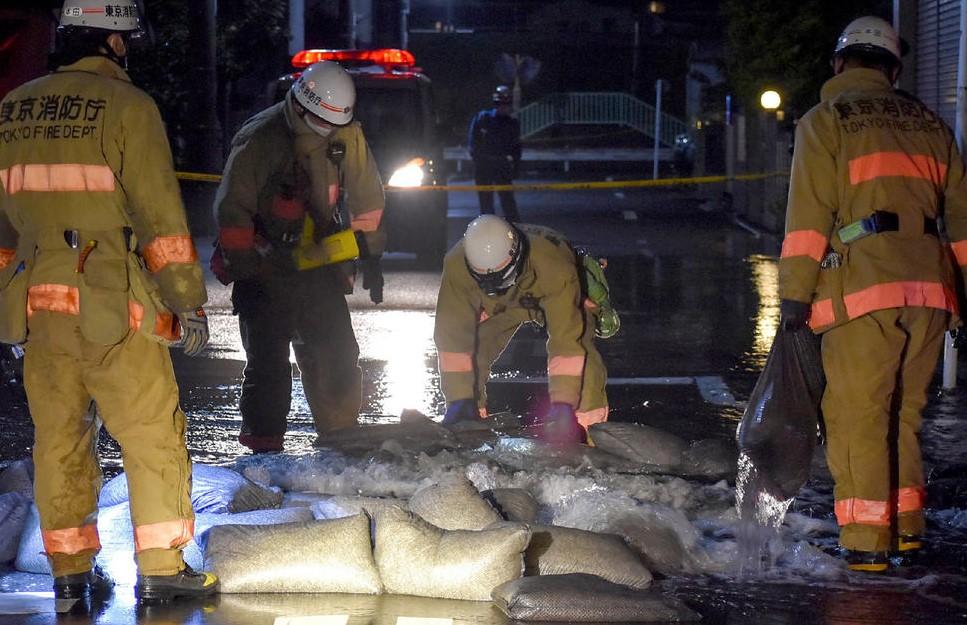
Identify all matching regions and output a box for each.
[304,114,334,138]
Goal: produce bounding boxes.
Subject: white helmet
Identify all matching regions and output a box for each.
[834,16,901,62]
[464,215,525,296]
[292,61,356,126]
[59,0,142,33]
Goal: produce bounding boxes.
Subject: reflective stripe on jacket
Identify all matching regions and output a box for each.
[0,56,205,345]
[779,68,967,332]
[434,224,587,407]
[212,97,384,284]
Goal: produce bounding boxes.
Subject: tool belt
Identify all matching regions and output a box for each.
[838,211,938,244]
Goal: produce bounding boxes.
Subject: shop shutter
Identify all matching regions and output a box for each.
[917,0,960,128]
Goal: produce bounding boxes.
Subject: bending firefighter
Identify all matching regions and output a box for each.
[778,17,967,571]
[434,216,617,444]
[0,0,217,607]
[213,60,385,453]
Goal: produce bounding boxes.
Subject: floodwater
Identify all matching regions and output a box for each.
[2,186,967,624]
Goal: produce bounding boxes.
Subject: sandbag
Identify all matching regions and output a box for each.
[311,495,406,521]
[374,506,529,601]
[588,423,687,467]
[483,488,540,523]
[491,574,701,622]
[0,491,29,563]
[0,459,33,499]
[99,463,282,513]
[185,507,315,570]
[204,515,382,594]
[525,525,652,589]
[407,475,501,530]
[736,327,824,500]
[679,438,737,478]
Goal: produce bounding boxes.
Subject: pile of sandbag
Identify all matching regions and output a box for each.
[200,472,699,621]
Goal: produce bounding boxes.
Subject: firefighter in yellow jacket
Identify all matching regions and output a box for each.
[779,16,967,571]
[435,215,610,445]
[0,0,217,606]
[213,61,385,453]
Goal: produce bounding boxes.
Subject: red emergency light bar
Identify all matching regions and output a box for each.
[292,49,416,69]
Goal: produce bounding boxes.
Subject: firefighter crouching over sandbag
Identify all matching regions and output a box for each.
[434,216,617,445]
[0,0,217,607]
[212,60,386,454]
[778,16,967,572]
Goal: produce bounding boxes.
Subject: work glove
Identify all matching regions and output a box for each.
[538,402,586,446]
[443,399,479,426]
[779,299,811,331]
[361,257,384,305]
[177,307,209,357]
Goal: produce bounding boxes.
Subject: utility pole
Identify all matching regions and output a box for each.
[289,0,305,56]
[186,0,220,175]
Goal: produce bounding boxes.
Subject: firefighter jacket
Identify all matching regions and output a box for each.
[213,93,385,283]
[435,224,589,407]
[0,56,206,347]
[779,68,967,332]
[468,107,521,164]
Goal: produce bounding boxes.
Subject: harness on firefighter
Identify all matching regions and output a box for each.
[837,210,938,244]
[576,248,620,339]
[293,141,361,270]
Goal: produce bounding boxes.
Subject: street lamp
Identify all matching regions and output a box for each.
[759,89,781,111]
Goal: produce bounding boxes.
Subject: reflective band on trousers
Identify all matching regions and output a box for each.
[810,281,957,329]
[438,351,473,373]
[133,518,194,553]
[548,354,585,377]
[951,240,967,267]
[0,164,115,195]
[42,524,100,555]
[0,248,14,270]
[848,152,947,186]
[577,406,608,429]
[350,208,384,233]
[835,487,926,526]
[142,235,199,273]
[781,229,828,262]
[27,284,80,316]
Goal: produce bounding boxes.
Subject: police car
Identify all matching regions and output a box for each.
[274,49,447,267]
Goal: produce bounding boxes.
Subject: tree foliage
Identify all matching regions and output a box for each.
[126,0,288,166]
[723,0,892,118]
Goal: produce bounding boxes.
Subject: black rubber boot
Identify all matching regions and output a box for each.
[53,564,115,600]
[845,550,889,573]
[53,565,114,613]
[135,565,219,603]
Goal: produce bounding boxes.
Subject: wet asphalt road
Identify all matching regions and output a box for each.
[3,177,967,624]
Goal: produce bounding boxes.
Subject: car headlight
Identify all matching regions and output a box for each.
[387,157,426,187]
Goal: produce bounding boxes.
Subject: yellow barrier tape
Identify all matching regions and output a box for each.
[175,170,787,191]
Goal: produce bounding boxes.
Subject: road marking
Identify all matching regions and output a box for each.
[622,209,637,220]
[489,375,740,407]
[695,376,739,406]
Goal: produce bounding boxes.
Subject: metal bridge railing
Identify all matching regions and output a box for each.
[517,92,688,147]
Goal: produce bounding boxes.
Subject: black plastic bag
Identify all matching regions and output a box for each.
[736,327,825,500]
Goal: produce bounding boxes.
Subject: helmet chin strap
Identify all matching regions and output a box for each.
[99,35,128,70]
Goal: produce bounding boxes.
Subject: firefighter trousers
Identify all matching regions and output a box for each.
[234,268,361,439]
[472,306,607,425]
[25,328,193,578]
[821,306,947,552]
